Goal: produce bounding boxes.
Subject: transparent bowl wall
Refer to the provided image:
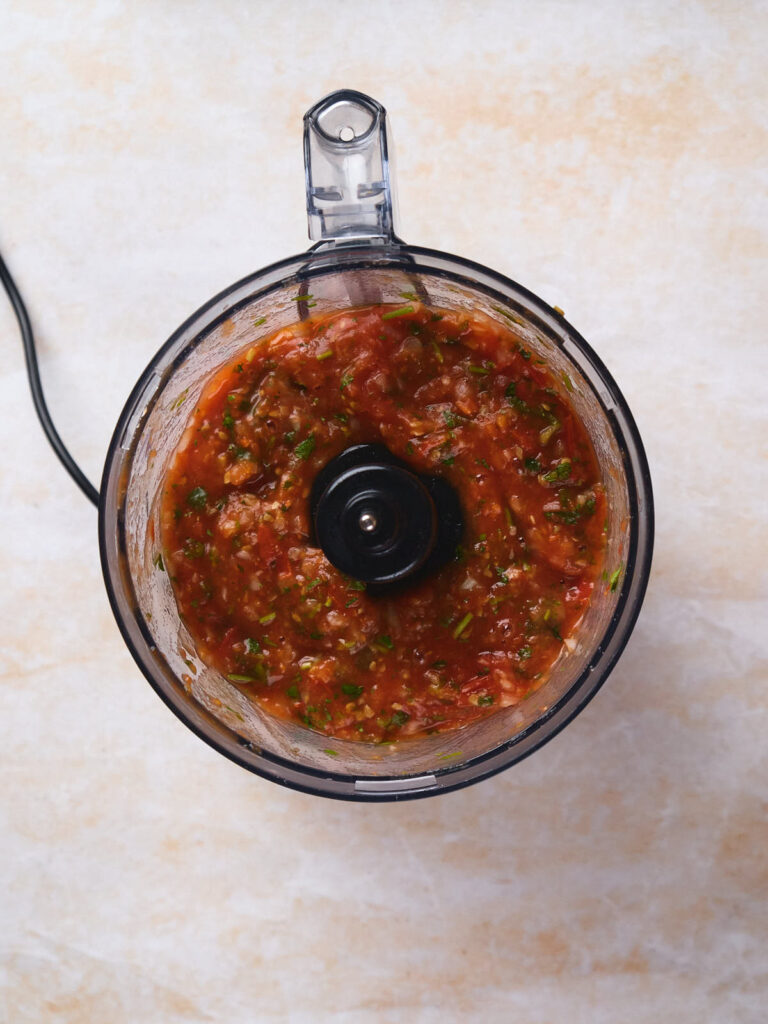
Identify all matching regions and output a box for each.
[99,245,653,801]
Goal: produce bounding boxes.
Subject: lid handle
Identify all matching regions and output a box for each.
[303,90,399,246]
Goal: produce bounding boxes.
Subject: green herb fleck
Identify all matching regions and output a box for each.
[323,748,339,757]
[518,645,533,660]
[609,566,623,592]
[375,634,394,651]
[525,457,541,473]
[153,552,165,572]
[340,373,354,391]
[287,684,300,700]
[381,305,414,320]
[245,638,261,655]
[506,381,530,413]
[342,683,364,698]
[170,388,189,411]
[295,434,316,460]
[187,486,207,510]
[452,612,474,639]
[543,459,571,483]
[478,694,495,706]
[389,710,410,727]
[347,579,366,591]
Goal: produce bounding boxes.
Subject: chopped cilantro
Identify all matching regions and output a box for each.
[478,694,495,706]
[347,579,366,591]
[389,710,410,727]
[525,457,541,473]
[245,638,261,654]
[340,373,354,390]
[506,381,530,412]
[375,634,394,650]
[543,459,571,482]
[187,486,207,509]
[518,645,533,660]
[287,684,300,700]
[342,683,364,698]
[295,434,316,460]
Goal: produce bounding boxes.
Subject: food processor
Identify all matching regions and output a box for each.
[7,90,654,800]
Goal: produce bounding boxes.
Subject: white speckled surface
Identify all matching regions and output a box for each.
[1,2,767,1021]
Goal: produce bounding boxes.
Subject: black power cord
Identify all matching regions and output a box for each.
[0,249,100,507]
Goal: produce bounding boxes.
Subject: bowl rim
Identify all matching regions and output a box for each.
[98,242,654,801]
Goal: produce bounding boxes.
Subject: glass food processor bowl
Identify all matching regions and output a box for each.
[99,90,653,801]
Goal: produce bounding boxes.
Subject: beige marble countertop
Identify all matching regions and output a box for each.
[1,2,766,1021]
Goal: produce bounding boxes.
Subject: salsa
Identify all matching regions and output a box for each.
[160,303,606,742]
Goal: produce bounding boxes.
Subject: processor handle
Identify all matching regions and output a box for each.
[303,90,400,247]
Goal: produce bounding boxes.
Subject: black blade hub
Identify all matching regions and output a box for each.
[309,444,464,595]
